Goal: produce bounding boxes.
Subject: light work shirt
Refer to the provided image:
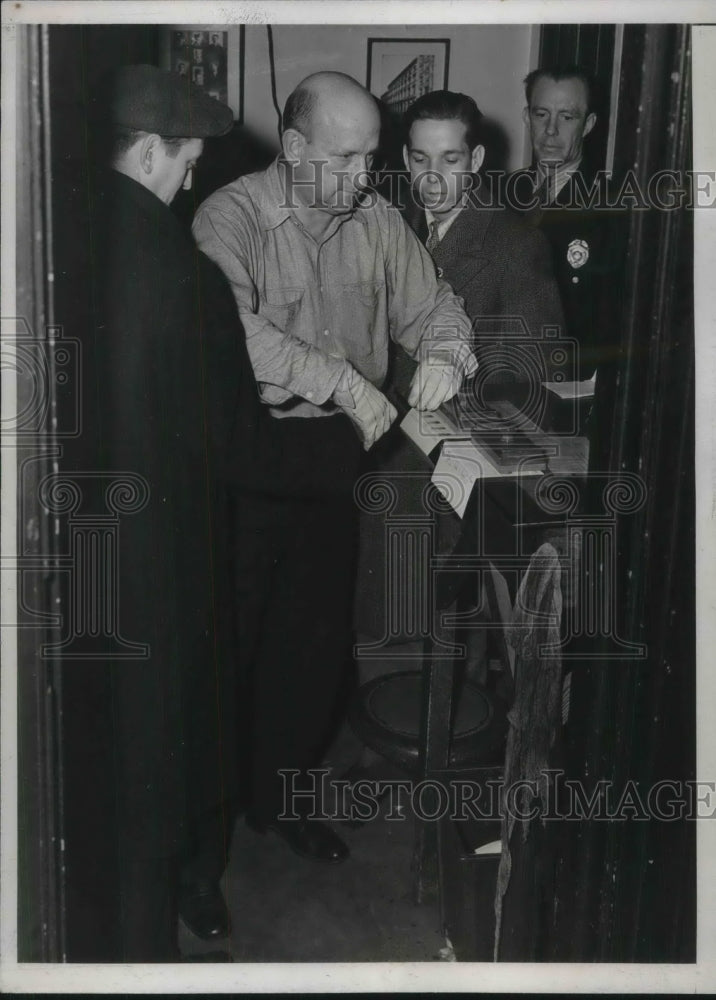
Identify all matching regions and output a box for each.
[193,158,476,419]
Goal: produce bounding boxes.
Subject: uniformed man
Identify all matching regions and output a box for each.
[508,65,627,383]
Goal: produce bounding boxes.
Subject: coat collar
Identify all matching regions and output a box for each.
[512,160,604,210]
[100,168,190,242]
[103,168,173,216]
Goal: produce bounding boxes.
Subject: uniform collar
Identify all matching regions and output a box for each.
[534,157,583,198]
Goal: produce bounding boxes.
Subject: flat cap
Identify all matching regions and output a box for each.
[108,63,233,137]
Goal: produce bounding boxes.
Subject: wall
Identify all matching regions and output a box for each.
[243,24,536,172]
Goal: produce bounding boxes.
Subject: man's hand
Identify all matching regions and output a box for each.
[333,364,397,450]
[407,360,463,411]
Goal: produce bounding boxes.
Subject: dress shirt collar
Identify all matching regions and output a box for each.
[424,189,470,242]
[258,158,294,231]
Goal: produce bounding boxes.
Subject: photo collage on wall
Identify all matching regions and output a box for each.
[171,29,228,104]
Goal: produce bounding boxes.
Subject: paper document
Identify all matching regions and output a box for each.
[431,441,485,518]
[473,839,502,856]
[431,439,542,518]
[542,373,596,400]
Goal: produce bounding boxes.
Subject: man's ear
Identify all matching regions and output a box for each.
[138,133,162,175]
[583,111,597,138]
[522,105,531,128]
[282,128,306,163]
[471,144,486,173]
[402,144,411,172]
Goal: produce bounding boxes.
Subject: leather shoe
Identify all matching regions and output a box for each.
[249,816,349,864]
[178,879,230,941]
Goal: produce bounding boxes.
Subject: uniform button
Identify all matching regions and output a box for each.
[323,329,329,336]
[437,267,444,278]
[572,276,579,283]
[306,391,314,400]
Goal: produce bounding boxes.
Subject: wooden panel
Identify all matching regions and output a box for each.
[538,24,617,173]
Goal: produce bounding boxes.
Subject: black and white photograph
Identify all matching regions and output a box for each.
[165,23,241,118]
[1,0,715,993]
[366,38,450,114]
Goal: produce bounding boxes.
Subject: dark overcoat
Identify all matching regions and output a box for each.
[78,169,266,860]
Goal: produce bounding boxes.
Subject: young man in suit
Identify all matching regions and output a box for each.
[508,66,627,383]
[399,90,566,410]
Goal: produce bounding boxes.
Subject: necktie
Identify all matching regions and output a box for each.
[425,219,441,255]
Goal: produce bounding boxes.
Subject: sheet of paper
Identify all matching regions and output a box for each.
[542,373,597,400]
[473,839,502,856]
[431,439,542,518]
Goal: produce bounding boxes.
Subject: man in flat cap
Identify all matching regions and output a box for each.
[68,64,250,960]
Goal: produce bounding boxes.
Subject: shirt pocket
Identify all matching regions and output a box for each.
[343,279,384,309]
[337,281,389,383]
[340,280,385,354]
[262,285,304,331]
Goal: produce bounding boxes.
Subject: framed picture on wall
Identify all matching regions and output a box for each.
[366,38,450,114]
[161,24,244,122]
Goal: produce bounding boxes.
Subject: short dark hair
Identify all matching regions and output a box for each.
[282,84,318,138]
[403,90,484,151]
[110,125,192,159]
[523,65,595,113]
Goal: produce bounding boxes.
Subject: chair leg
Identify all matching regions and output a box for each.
[412,808,440,903]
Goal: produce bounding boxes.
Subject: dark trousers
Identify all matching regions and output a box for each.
[233,415,362,825]
[117,857,180,962]
[180,803,234,886]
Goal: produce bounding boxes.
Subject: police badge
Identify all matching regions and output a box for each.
[567,238,589,268]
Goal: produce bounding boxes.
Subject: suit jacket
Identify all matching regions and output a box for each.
[508,164,628,380]
[398,182,566,393]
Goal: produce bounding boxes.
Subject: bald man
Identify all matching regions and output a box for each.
[193,72,475,863]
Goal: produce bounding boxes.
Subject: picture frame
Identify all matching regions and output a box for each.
[366,38,450,114]
[161,24,244,122]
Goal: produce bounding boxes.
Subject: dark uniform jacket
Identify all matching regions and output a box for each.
[397,180,566,395]
[74,169,286,862]
[508,164,628,380]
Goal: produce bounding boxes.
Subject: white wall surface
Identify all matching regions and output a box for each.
[242,24,538,172]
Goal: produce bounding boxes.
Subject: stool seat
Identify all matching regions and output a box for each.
[349,671,508,772]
